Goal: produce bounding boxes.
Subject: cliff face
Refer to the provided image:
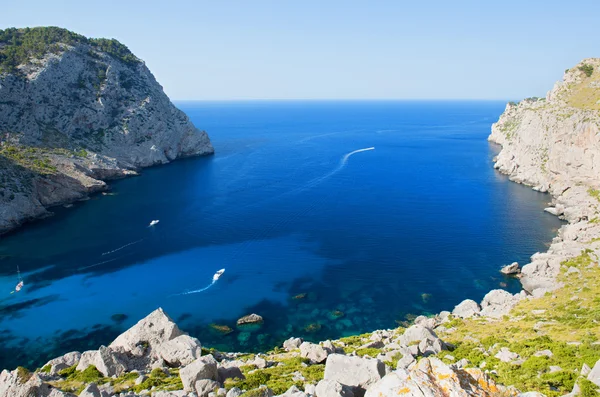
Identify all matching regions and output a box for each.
[0,27,213,234]
[489,58,600,295]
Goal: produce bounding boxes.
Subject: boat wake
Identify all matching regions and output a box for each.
[173,268,225,296]
[102,239,144,256]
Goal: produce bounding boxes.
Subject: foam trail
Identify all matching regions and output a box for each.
[301,147,375,190]
[173,268,225,296]
[101,239,143,256]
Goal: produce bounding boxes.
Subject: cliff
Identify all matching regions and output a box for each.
[0,27,213,234]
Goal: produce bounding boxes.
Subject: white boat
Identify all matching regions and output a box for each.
[149,220,160,227]
[213,268,225,281]
[15,281,24,292]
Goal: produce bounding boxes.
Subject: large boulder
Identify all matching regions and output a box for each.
[278,385,308,397]
[156,335,202,367]
[324,354,385,396]
[501,262,521,275]
[180,355,219,392]
[75,346,127,377]
[300,342,331,364]
[283,337,303,351]
[0,369,73,397]
[109,308,184,352]
[452,299,481,318]
[397,325,437,346]
[316,379,354,397]
[78,383,101,397]
[479,289,521,318]
[42,351,81,375]
[364,357,503,397]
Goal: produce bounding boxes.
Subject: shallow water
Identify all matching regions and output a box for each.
[0,101,563,370]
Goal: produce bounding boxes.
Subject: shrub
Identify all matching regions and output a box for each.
[578,64,594,77]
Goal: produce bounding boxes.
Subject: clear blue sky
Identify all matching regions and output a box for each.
[2,0,599,100]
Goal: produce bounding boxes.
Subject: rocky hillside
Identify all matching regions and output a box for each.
[0,27,213,234]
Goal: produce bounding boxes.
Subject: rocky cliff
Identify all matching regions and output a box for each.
[489,58,600,296]
[0,27,213,234]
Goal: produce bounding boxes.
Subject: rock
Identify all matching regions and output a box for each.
[418,338,445,356]
[315,379,354,397]
[109,308,184,353]
[494,347,520,363]
[246,386,273,397]
[396,354,415,370]
[236,314,264,328]
[195,379,221,397]
[300,342,331,364]
[283,337,303,351]
[324,354,385,396]
[180,355,219,392]
[364,357,504,397]
[480,289,521,318]
[533,349,553,357]
[0,370,55,397]
[78,383,101,397]
[135,375,147,385]
[156,334,202,366]
[549,366,562,373]
[0,28,213,235]
[278,385,308,397]
[501,262,521,275]
[227,387,243,397]
[582,363,592,376]
[452,299,481,318]
[516,393,547,397]
[304,384,317,395]
[397,325,438,345]
[42,351,81,375]
[218,366,245,383]
[588,359,600,386]
[76,346,127,377]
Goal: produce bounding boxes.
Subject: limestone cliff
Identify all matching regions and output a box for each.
[0,27,213,234]
[489,58,600,295]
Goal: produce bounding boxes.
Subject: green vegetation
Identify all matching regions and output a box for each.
[131,368,183,394]
[436,250,600,396]
[225,357,324,395]
[39,365,52,373]
[355,347,382,357]
[579,64,594,78]
[589,188,600,202]
[0,27,139,74]
[16,366,31,384]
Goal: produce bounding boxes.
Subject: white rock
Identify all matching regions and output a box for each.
[452,299,481,318]
[323,354,385,394]
[180,355,219,392]
[156,335,202,366]
[315,379,354,397]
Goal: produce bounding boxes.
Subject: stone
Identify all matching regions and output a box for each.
[278,385,308,397]
[227,387,243,397]
[582,363,592,376]
[501,262,521,275]
[135,375,147,385]
[218,366,245,383]
[533,349,553,357]
[452,299,481,318]
[156,334,202,366]
[494,347,520,363]
[480,289,521,318]
[315,379,354,397]
[78,383,101,397]
[304,383,317,395]
[180,355,219,392]
[109,308,184,353]
[364,357,504,397]
[195,379,221,397]
[300,342,331,364]
[236,314,264,327]
[588,359,600,386]
[283,337,303,351]
[324,354,385,396]
[0,370,53,397]
[42,351,81,375]
[397,325,437,346]
[76,346,127,377]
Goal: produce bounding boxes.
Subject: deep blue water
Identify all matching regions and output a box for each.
[0,101,563,370]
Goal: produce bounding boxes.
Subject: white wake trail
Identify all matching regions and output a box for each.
[101,239,144,256]
[173,269,225,296]
[304,147,375,189]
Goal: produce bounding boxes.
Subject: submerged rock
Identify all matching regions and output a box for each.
[501,262,521,275]
[236,314,264,331]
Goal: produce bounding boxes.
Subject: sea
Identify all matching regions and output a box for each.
[0,100,564,370]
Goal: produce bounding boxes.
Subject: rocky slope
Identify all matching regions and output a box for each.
[0,27,213,234]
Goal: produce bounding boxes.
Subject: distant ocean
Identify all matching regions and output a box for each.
[0,101,563,370]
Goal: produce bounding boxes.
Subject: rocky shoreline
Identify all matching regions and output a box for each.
[2,57,600,396]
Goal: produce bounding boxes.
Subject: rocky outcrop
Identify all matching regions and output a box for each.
[489,58,600,296]
[364,357,505,397]
[0,27,213,234]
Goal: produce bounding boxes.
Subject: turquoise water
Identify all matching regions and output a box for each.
[0,101,563,370]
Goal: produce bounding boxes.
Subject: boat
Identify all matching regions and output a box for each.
[213,268,225,281]
[149,220,160,227]
[15,281,24,292]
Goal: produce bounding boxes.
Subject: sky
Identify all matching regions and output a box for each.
[2,0,599,100]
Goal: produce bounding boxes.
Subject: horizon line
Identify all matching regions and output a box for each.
[172,98,517,102]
